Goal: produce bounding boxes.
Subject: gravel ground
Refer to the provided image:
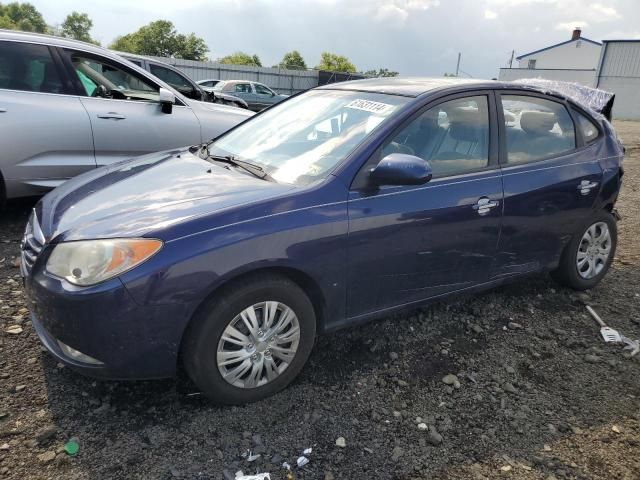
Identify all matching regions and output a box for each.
[1,121,639,480]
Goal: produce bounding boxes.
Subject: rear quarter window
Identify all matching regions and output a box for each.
[572,109,600,144]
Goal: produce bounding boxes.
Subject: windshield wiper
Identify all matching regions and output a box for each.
[205,151,274,182]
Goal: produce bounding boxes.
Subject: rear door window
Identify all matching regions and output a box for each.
[0,41,64,94]
[234,83,252,93]
[501,95,576,165]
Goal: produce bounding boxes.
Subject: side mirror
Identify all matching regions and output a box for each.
[159,87,175,114]
[370,153,433,186]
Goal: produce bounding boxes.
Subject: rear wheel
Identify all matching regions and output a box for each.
[552,210,617,290]
[182,274,316,404]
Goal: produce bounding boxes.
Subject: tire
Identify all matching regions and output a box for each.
[0,171,6,210]
[182,273,316,404]
[552,210,617,290]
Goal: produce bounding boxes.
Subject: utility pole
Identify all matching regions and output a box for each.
[455,52,461,77]
[508,50,515,68]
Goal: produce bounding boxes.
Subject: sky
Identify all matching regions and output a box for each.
[29,0,640,78]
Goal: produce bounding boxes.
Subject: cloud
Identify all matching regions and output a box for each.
[555,20,589,31]
[590,3,621,18]
[375,3,409,26]
[370,0,440,26]
[484,9,498,18]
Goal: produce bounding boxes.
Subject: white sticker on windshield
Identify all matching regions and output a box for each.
[345,99,393,114]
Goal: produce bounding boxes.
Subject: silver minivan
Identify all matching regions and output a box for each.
[0,30,253,202]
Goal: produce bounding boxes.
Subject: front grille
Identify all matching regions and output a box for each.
[20,209,45,277]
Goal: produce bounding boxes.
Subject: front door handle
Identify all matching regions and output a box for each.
[97,112,126,120]
[473,197,500,216]
[577,179,598,195]
[0,108,7,113]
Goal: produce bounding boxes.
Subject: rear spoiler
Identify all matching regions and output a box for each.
[511,79,615,121]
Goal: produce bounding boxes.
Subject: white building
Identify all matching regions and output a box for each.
[595,40,640,120]
[499,29,601,86]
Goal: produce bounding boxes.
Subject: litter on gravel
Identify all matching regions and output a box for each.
[235,474,270,480]
[587,305,640,356]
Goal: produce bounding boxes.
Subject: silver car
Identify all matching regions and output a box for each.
[0,30,253,201]
[212,80,289,112]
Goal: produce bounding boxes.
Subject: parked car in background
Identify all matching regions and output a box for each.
[0,30,253,202]
[197,78,221,89]
[117,53,249,110]
[23,77,623,404]
[212,80,289,111]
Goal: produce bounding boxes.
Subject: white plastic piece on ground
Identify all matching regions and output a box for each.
[296,456,309,468]
[303,447,312,455]
[235,474,271,480]
[600,326,623,343]
[621,335,640,356]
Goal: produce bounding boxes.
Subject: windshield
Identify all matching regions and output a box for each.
[210,89,409,185]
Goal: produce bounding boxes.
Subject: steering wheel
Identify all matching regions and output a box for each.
[91,85,108,97]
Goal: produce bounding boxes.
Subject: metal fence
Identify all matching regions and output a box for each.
[145,56,320,95]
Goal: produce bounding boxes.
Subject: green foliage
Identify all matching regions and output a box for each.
[61,11,98,44]
[108,20,208,61]
[315,52,356,73]
[0,2,47,33]
[277,50,307,70]
[443,72,457,77]
[176,32,208,61]
[218,51,262,67]
[362,68,399,77]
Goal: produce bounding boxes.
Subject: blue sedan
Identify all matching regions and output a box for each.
[23,78,624,404]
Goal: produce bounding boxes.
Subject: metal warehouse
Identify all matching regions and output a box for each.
[596,40,640,120]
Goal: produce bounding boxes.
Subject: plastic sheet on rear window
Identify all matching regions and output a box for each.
[511,79,615,120]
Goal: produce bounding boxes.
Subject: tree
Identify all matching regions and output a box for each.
[363,68,399,77]
[108,20,208,61]
[218,52,262,67]
[175,33,208,61]
[0,2,47,33]
[277,50,307,70]
[61,11,98,44]
[315,52,356,73]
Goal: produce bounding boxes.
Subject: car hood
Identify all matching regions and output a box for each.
[190,98,254,117]
[38,150,295,242]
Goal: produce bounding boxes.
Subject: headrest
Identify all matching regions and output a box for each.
[520,111,556,134]
[419,110,439,131]
[446,107,484,142]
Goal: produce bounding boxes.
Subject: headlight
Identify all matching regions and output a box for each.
[46,238,162,286]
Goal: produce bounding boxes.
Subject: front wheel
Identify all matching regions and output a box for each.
[182,274,316,404]
[552,210,617,290]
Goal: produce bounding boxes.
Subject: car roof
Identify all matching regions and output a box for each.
[0,29,114,57]
[320,77,525,98]
[0,30,201,103]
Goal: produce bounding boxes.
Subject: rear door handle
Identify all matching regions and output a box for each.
[472,197,500,216]
[0,108,7,113]
[577,179,598,195]
[97,112,126,120]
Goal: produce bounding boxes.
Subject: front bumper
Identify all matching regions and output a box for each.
[24,272,190,380]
